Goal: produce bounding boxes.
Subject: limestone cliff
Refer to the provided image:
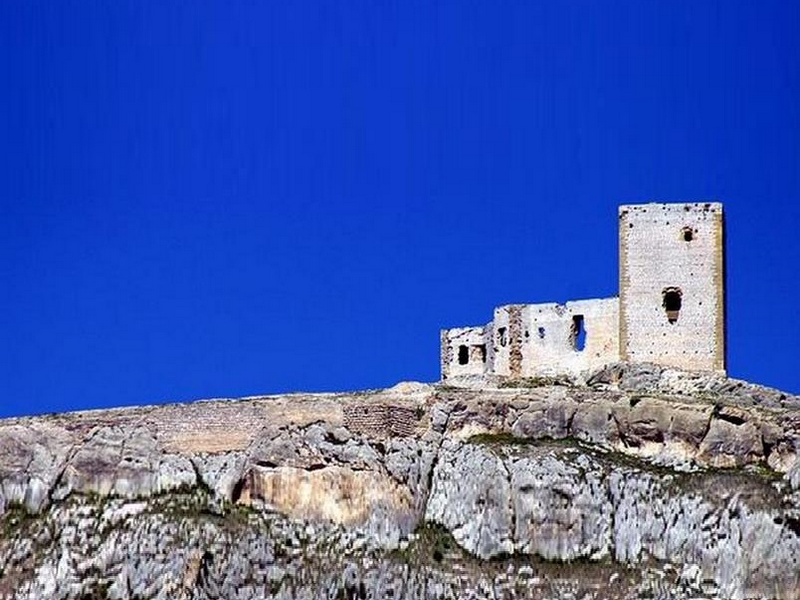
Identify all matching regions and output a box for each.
[1,364,799,599]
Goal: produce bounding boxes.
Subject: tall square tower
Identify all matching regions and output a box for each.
[619,202,726,373]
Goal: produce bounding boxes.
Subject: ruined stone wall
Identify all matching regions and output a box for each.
[5,388,431,456]
[438,201,727,378]
[342,403,419,438]
[619,202,725,373]
[10,394,345,454]
[142,399,345,453]
[491,299,619,378]
[440,326,490,379]
[490,305,522,378]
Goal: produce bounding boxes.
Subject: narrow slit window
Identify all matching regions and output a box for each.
[458,345,469,365]
[571,315,586,351]
[662,287,682,324]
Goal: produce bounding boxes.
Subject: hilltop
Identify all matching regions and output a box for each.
[1,363,800,599]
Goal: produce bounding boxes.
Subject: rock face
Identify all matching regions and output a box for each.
[1,364,799,600]
[245,465,417,546]
[426,439,800,598]
[425,441,515,559]
[53,426,197,499]
[0,424,75,513]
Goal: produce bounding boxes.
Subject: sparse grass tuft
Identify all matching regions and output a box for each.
[467,432,527,445]
[500,376,573,389]
[389,522,467,565]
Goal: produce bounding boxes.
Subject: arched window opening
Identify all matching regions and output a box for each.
[458,345,469,365]
[662,287,682,324]
[681,227,694,242]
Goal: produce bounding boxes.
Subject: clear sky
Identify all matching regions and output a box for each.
[1,1,798,418]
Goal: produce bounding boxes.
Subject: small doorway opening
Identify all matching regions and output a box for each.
[571,315,586,351]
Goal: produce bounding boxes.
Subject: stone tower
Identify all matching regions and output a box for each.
[618,202,726,373]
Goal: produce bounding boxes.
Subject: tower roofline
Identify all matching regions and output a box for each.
[618,201,723,214]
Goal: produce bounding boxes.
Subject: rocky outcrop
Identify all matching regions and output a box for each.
[442,366,800,473]
[1,364,799,599]
[53,426,197,499]
[425,439,800,598]
[246,465,416,547]
[0,424,78,514]
[425,441,515,558]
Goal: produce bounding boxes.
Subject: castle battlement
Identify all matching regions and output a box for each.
[441,202,726,380]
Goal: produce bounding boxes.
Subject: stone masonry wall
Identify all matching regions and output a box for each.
[619,202,725,373]
[492,299,619,378]
[342,403,419,438]
[4,394,345,455]
[148,397,346,453]
[440,201,726,379]
[440,326,489,379]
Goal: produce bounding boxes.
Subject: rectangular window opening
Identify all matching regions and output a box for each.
[471,344,487,363]
[458,345,469,365]
[662,287,682,324]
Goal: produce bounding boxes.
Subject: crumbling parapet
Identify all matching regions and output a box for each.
[442,297,618,380]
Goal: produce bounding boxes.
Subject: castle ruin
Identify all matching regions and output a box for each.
[441,202,726,380]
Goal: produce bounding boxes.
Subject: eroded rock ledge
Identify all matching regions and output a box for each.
[1,364,799,599]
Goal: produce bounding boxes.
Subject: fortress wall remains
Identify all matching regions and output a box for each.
[144,402,277,453]
[5,391,431,454]
[619,202,725,373]
[524,298,619,376]
[491,305,524,377]
[440,326,489,379]
[7,395,345,455]
[492,299,619,378]
[342,402,419,439]
[32,405,155,436]
[438,202,728,379]
[147,397,345,453]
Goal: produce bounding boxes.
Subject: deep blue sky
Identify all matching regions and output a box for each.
[2,1,798,418]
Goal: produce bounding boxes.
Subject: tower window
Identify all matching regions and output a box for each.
[498,327,507,347]
[662,288,682,324]
[458,345,469,365]
[681,227,694,242]
[570,315,586,351]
